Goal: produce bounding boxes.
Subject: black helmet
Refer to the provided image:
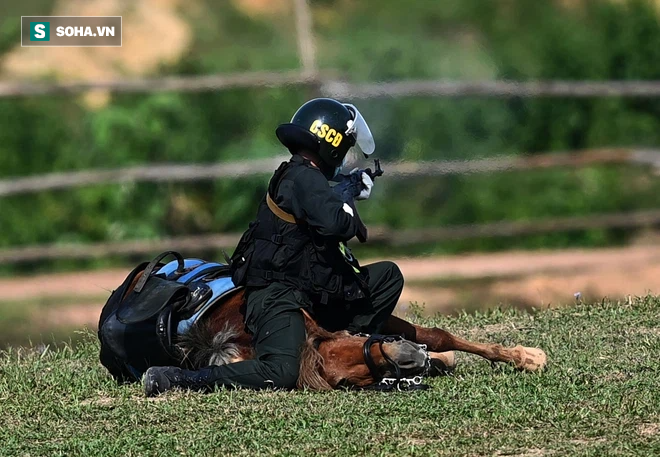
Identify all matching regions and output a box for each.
[276,98,375,170]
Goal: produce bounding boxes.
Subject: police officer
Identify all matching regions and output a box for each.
[144,98,404,396]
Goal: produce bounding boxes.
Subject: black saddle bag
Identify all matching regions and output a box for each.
[98,251,191,383]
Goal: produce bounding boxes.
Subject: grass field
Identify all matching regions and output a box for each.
[1,297,659,456]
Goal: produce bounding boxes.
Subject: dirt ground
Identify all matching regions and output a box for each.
[2,244,660,330]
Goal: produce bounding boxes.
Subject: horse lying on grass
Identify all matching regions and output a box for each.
[165,289,547,393]
[98,253,547,394]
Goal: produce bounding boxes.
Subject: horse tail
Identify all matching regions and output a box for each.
[177,321,243,369]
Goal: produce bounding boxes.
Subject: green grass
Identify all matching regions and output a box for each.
[1,297,660,456]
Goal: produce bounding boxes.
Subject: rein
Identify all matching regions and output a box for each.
[360,334,431,392]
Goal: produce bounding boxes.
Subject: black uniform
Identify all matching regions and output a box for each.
[145,155,404,393]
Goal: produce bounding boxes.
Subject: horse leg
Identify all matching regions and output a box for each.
[382,316,546,372]
[427,351,457,374]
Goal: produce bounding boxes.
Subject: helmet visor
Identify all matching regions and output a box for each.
[344,104,375,155]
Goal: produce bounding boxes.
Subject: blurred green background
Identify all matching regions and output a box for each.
[3,0,660,345]
[3,0,660,274]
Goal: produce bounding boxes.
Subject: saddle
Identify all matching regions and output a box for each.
[98,251,243,383]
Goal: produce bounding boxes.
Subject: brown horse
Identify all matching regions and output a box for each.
[176,289,547,391]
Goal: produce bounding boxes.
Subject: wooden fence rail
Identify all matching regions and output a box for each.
[7,72,660,98]
[322,80,660,99]
[2,209,660,263]
[2,148,659,197]
[0,71,320,97]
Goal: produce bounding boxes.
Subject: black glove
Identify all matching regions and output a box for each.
[332,169,369,203]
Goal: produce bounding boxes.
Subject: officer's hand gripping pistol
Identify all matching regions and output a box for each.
[331,159,384,243]
[332,159,384,203]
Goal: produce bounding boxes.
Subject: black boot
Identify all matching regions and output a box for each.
[143,366,216,397]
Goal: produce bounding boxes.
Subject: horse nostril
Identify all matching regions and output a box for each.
[404,341,422,352]
[384,341,428,371]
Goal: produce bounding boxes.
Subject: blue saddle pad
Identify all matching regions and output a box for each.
[158,259,241,336]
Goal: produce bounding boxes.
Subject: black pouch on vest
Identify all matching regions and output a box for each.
[230,220,259,287]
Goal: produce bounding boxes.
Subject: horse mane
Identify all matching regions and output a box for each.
[297,311,336,391]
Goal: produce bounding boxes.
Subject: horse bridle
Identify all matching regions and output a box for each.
[360,334,431,391]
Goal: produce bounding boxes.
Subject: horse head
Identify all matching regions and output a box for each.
[298,311,430,390]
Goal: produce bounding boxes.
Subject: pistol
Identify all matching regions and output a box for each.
[364,159,384,181]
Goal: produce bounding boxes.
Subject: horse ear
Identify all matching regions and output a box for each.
[301,309,321,334]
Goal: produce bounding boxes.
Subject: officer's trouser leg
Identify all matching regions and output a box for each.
[168,285,306,391]
[345,261,404,335]
[197,314,304,389]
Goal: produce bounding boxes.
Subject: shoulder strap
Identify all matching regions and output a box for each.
[266,192,296,223]
[265,161,308,224]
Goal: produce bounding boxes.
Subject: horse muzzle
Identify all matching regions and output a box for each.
[362,334,430,381]
[381,340,430,376]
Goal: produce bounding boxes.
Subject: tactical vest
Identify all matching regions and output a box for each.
[230,159,369,304]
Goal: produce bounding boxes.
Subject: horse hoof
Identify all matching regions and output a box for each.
[428,351,457,376]
[512,346,547,372]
